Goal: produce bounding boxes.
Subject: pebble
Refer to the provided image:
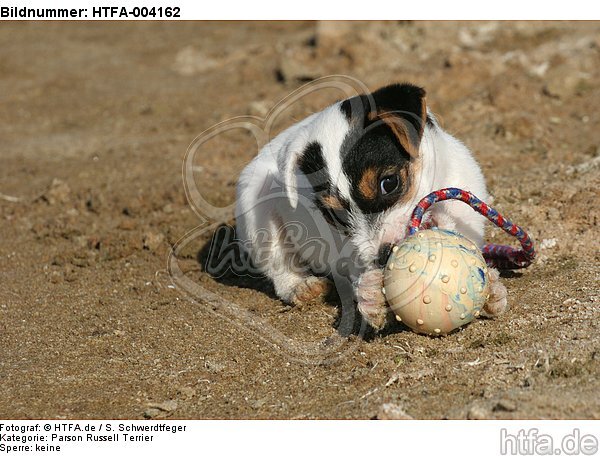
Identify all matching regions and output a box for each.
[248,101,270,117]
[173,46,219,76]
[315,21,353,50]
[143,408,161,419]
[540,238,557,250]
[377,403,414,420]
[204,359,227,374]
[467,404,489,420]
[544,65,587,99]
[493,399,518,412]
[146,399,178,413]
[277,49,319,83]
[250,398,268,410]
[143,232,165,251]
[44,178,71,205]
[118,219,137,231]
[49,270,62,284]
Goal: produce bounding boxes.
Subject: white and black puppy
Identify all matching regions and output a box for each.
[235,83,507,330]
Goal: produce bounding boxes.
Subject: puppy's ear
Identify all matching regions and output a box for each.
[368,83,427,159]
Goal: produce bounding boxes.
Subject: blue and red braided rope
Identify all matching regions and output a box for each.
[408,188,536,270]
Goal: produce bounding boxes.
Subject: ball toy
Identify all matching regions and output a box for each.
[383,228,490,335]
[383,188,536,336]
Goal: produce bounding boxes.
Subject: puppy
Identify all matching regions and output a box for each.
[235,83,507,330]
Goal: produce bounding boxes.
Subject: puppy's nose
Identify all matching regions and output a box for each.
[376,243,393,268]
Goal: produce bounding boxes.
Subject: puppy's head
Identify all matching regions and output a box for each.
[284,83,429,269]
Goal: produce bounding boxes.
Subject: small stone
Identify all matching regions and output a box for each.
[467,404,489,420]
[63,264,77,282]
[44,178,71,205]
[143,408,161,419]
[147,399,178,412]
[248,101,270,117]
[250,398,268,410]
[49,271,62,284]
[173,46,219,76]
[118,219,137,231]
[493,399,517,412]
[376,403,413,420]
[544,64,587,99]
[540,238,557,250]
[143,232,165,251]
[277,49,319,82]
[204,359,226,374]
[316,21,354,50]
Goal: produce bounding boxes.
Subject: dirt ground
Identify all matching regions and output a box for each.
[1,21,599,420]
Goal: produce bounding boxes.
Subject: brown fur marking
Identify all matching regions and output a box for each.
[380,115,420,159]
[320,194,344,210]
[358,167,378,200]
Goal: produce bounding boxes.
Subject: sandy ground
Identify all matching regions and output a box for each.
[0,21,599,419]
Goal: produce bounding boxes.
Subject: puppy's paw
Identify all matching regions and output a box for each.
[290,276,332,306]
[356,269,388,330]
[482,268,508,316]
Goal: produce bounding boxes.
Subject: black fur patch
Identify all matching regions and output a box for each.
[298,141,328,193]
[341,122,412,214]
[298,141,352,229]
[370,83,426,135]
[340,83,426,130]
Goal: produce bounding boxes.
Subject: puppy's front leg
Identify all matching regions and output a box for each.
[356,268,388,330]
[264,219,332,307]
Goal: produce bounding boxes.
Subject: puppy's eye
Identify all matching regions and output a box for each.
[379,175,400,195]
